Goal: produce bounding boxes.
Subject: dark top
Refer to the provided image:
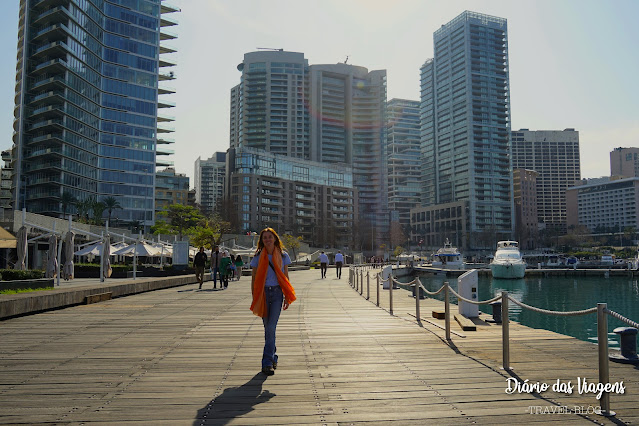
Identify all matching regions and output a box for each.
[194,251,207,267]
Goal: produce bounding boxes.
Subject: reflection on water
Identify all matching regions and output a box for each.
[402,274,639,348]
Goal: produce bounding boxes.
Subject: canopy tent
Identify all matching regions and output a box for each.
[74,241,120,257]
[112,242,162,257]
[0,227,17,249]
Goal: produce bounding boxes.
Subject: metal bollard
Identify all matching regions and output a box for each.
[501,291,510,370]
[486,301,502,324]
[366,272,370,300]
[597,303,615,417]
[610,327,639,364]
[389,273,394,315]
[415,280,421,323]
[444,282,450,341]
[376,273,380,307]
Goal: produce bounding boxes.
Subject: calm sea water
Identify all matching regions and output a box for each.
[398,273,639,348]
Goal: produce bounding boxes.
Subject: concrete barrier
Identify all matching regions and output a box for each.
[0,275,198,320]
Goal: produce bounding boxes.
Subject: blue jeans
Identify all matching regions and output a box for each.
[212,267,220,286]
[262,285,283,368]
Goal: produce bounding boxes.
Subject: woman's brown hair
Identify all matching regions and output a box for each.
[255,227,286,254]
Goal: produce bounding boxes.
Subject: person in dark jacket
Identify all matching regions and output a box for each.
[194,247,207,289]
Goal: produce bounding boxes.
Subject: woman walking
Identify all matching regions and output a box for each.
[234,254,244,280]
[250,228,296,376]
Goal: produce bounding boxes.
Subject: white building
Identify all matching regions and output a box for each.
[194,153,226,216]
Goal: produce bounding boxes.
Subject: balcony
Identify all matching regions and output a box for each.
[33,5,70,27]
[158,85,176,95]
[159,71,176,81]
[159,57,177,67]
[161,2,180,13]
[157,98,176,108]
[157,124,175,133]
[157,137,175,145]
[160,44,177,54]
[160,15,178,27]
[160,30,178,41]
[32,57,68,75]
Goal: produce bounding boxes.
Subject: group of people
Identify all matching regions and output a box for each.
[193,246,244,289]
[318,250,345,279]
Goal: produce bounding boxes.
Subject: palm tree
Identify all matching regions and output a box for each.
[75,198,93,223]
[102,196,122,225]
[60,192,77,218]
[91,201,106,225]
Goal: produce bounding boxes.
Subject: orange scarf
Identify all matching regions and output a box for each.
[250,249,296,317]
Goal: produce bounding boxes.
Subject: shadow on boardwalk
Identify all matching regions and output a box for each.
[193,373,274,425]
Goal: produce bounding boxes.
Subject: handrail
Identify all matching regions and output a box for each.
[346,264,637,418]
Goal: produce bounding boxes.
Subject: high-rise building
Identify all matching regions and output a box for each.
[231,51,387,248]
[155,167,189,217]
[419,11,512,250]
[511,129,581,234]
[387,99,421,237]
[194,152,226,216]
[513,168,538,250]
[11,0,178,229]
[226,147,358,248]
[610,147,639,178]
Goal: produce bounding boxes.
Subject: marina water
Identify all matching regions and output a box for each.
[401,273,639,348]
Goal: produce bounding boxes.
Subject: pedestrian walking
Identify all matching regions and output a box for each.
[220,250,232,289]
[211,246,221,288]
[250,227,296,376]
[194,247,207,289]
[234,254,244,280]
[334,250,344,279]
[318,251,328,278]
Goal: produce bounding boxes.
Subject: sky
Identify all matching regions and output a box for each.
[1,0,638,183]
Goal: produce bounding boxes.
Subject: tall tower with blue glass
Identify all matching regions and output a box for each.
[420,11,513,249]
[11,0,177,229]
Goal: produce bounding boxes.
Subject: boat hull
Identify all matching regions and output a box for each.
[490,262,526,279]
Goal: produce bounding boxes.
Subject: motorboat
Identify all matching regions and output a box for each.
[431,238,465,269]
[490,241,526,279]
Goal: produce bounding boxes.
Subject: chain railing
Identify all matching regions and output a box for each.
[346,265,637,418]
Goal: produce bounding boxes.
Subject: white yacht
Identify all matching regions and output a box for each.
[490,241,526,279]
[431,238,465,269]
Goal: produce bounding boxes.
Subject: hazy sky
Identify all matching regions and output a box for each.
[2,0,638,183]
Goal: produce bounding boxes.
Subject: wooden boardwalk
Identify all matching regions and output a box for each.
[0,268,637,424]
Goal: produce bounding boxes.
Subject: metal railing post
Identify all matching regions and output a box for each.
[415,278,421,323]
[502,291,510,370]
[360,271,364,295]
[389,272,394,315]
[598,303,616,417]
[444,282,451,341]
[376,273,380,307]
[366,271,370,300]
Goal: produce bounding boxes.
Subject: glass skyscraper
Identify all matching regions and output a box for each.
[11,0,177,228]
[420,11,512,249]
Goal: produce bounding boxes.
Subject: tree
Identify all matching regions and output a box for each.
[75,198,93,223]
[154,204,204,239]
[102,196,122,225]
[190,214,232,248]
[393,245,405,258]
[91,201,106,225]
[281,234,303,261]
[60,192,76,218]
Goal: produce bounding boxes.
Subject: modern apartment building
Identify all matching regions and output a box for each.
[155,167,189,217]
[387,99,421,235]
[226,147,358,249]
[11,0,178,229]
[231,51,387,249]
[513,169,538,250]
[410,201,469,251]
[610,147,639,178]
[511,129,581,234]
[0,150,13,210]
[194,152,226,216]
[419,11,512,250]
[566,177,639,232]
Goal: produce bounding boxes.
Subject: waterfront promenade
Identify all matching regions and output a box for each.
[1,269,637,424]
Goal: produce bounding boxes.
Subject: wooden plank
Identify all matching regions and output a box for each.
[454,313,477,331]
[84,292,112,304]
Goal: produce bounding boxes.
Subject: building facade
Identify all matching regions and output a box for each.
[231,51,387,250]
[155,167,189,217]
[387,99,420,241]
[11,0,178,229]
[419,11,512,250]
[511,129,581,234]
[226,147,358,249]
[513,169,538,250]
[566,177,639,232]
[410,201,469,251]
[194,152,226,216]
[610,147,639,178]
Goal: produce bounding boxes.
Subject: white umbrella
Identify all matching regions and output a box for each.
[112,242,161,257]
[74,241,118,256]
[101,235,112,278]
[16,226,27,270]
[45,234,58,278]
[63,231,75,280]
